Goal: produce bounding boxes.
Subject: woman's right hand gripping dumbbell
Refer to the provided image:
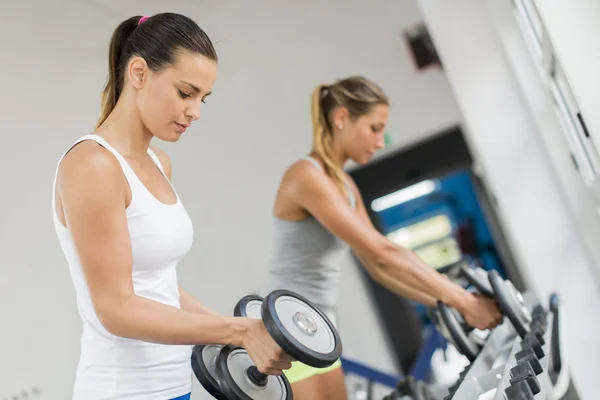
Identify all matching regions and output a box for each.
[460,293,503,330]
[237,318,296,375]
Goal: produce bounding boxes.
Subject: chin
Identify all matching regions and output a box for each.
[350,156,368,165]
[154,132,183,143]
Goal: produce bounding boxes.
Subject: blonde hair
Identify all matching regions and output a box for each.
[310,76,389,194]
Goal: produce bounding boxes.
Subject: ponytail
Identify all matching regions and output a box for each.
[97,16,140,128]
[310,84,348,196]
[96,13,218,128]
[309,76,389,197]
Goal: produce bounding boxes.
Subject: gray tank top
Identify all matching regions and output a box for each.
[265,156,356,316]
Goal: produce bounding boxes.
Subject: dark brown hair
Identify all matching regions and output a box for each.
[97,13,217,127]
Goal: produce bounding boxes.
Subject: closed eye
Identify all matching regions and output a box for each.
[178,89,192,99]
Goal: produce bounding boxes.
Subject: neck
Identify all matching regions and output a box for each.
[330,139,349,168]
[309,150,348,171]
[95,93,153,159]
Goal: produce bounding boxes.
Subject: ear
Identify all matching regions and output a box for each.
[127,56,149,89]
[331,107,350,130]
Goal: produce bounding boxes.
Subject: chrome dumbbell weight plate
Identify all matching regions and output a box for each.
[234,294,264,319]
[230,294,293,399]
[460,264,495,298]
[261,289,342,368]
[222,290,342,399]
[488,270,531,338]
[191,344,227,400]
[216,345,292,400]
[437,302,481,362]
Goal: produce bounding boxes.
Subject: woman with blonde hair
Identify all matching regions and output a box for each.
[265,76,502,399]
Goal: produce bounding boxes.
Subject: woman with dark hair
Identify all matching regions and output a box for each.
[52,14,291,400]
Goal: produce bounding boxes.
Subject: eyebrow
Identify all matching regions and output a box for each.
[180,81,203,94]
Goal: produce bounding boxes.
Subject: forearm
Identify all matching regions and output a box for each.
[376,271,438,307]
[356,253,437,307]
[99,294,245,347]
[179,285,221,316]
[375,246,471,311]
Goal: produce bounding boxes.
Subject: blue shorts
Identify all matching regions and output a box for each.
[171,394,190,400]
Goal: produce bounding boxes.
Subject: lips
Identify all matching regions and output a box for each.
[175,122,188,133]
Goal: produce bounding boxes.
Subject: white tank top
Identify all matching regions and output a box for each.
[52,134,195,400]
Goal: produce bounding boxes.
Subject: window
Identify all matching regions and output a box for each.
[511,0,600,192]
[513,0,543,56]
[549,60,600,185]
[386,214,462,270]
[511,0,554,81]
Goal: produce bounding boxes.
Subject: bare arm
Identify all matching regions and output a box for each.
[286,162,501,330]
[58,143,246,347]
[348,179,438,307]
[354,252,438,307]
[287,163,470,310]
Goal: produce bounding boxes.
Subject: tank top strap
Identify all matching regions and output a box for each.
[52,134,126,225]
[52,134,143,213]
[82,134,138,181]
[302,155,357,210]
[301,155,324,172]
[147,147,181,200]
[147,148,166,175]
[346,182,357,210]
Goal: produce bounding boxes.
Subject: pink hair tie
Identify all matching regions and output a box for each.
[138,16,150,25]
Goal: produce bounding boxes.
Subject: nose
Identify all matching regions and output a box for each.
[186,101,201,121]
[375,133,386,149]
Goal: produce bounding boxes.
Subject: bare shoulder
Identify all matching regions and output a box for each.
[277,159,343,207]
[282,158,328,188]
[60,140,121,178]
[149,145,172,179]
[58,140,124,195]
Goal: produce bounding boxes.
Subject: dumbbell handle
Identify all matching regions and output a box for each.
[247,365,269,387]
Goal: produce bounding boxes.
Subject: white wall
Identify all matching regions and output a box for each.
[532,0,600,151]
[0,1,463,398]
[417,0,600,398]
[496,0,600,280]
[522,0,600,279]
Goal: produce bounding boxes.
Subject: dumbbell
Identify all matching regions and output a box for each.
[461,264,534,339]
[464,266,549,362]
[191,290,343,399]
[487,269,533,338]
[430,302,483,362]
[431,263,536,362]
[460,262,495,298]
[427,264,495,362]
[503,325,549,400]
[504,356,544,400]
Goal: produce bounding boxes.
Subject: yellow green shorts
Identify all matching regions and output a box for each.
[283,359,343,384]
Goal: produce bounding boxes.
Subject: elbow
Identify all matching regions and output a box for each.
[94,295,132,337]
[369,240,395,270]
[370,242,413,277]
[96,304,120,336]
